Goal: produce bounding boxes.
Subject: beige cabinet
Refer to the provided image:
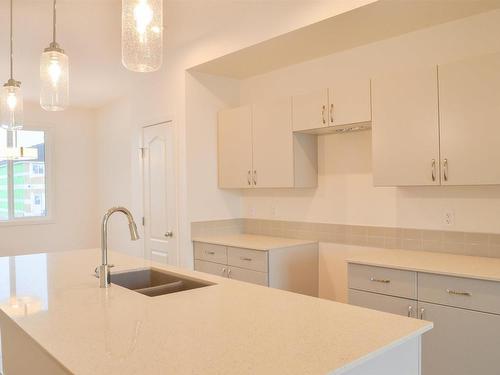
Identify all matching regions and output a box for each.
[349,289,417,318]
[348,263,500,375]
[292,79,371,133]
[193,241,318,296]
[218,105,253,188]
[218,99,317,189]
[372,66,440,186]
[252,97,294,188]
[419,302,500,375]
[439,52,500,185]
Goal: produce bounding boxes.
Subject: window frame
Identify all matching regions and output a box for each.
[0,124,54,227]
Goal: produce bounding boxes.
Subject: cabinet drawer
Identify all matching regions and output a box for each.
[418,273,500,315]
[194,242,227,264]
[349,289,418,318]
[348,264,417,299]
[229,266,268,286]
[227,247,268,272]
[194,260,227,278]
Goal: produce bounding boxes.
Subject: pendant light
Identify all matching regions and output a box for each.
[40,0,69,111]
[122,0,163,72]
[1,0,23,131]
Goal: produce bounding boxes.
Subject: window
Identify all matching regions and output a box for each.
[0,129,48,221]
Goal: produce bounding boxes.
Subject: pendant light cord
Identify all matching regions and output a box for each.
[9,0,13,80]
[52,0,57,44]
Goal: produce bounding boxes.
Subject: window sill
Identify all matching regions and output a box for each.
[0,217,55,227]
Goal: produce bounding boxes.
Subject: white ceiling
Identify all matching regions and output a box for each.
[0,0,132,108]
[0,0,372,109]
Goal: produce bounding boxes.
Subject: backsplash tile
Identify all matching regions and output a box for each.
[192,218,500,259]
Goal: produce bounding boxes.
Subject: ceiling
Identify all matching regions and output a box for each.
[0,0,131,108]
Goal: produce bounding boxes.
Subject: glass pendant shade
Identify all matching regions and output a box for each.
[40,46,69,111]
[0,80,23,130]
[122,0,163,72]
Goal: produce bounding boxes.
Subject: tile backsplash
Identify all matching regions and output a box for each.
[191,218,500,259]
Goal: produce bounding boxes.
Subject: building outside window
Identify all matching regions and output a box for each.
[0,129,48,221]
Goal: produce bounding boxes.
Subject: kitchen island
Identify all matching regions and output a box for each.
[0,249,431,374]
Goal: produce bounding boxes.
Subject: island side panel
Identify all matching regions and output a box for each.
[0,314,71,375]
[268,243,319,297]
[341,336,421,375]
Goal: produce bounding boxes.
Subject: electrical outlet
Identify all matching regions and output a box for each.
[444,211,455,226]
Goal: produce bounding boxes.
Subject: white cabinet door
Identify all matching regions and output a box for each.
[349,289,417,318]
[252,97,294,188]
[218,105,253,188]
[419,301,500,375]
[439,52,500,185]
[194,260,228,278]
[292,88,329,132]
[372,66,440,186]
[330,77,371,126]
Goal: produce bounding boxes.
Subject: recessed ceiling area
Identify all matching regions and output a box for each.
[190,0,500,79]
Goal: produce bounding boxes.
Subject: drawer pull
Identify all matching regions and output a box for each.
[446,289,472,297]
[419,307,425,320]
[206,251,216,255]
[407,305,413,318]
[370,277,391,284]
[240,257,252,261]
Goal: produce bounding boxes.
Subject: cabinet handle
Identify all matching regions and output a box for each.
[253,170,257,186]
[322,105,326,124]
[222,267,226,275]
[407,305,413,318]
[330,103,334,123]
[370,277,391,284]
[240,257,252,261]
[419,307,425,320]
[431,159,436,182]
[227,268,232,278]
[247,170,251,186]
[206,251,215,255]
[446,289,472,297]
[443,158,448,181]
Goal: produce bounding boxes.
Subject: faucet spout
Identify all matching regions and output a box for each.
[98,207,140,288]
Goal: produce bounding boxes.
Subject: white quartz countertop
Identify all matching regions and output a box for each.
[348,248,500,282]
[192,233,317,250]
[0,249,431,375]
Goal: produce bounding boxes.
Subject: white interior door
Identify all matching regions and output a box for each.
[142,122,178,265]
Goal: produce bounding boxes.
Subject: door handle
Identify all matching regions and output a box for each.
[164,231,173,238]
[247,170,251,186]
[431,159,436,182]
[253,170,257,186]
[330,103,334,123]
[443,158,448,182]
[407,305,413,318]
[419,307,425,320]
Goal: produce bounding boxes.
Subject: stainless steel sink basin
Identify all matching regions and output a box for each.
[111,268,214,297]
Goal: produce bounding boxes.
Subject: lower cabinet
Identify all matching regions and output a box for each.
[348,263,500,375]
[348,289,417,318]
[194,241,318,296]
[419,302,500,375]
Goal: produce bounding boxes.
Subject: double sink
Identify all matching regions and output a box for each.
[112,268,214,297]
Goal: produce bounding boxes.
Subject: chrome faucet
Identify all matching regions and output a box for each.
[97,207,140,288]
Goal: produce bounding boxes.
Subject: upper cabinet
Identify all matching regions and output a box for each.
[218,98,317,189]
[439,52,500,185]
[372,52,500,187]
[292,78,372,132]
[218,105,253,188]
[372,66,440,186]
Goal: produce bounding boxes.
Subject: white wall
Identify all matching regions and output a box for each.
[240,9,500,234]
[95,0,374,268]
[0,102,99,256]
